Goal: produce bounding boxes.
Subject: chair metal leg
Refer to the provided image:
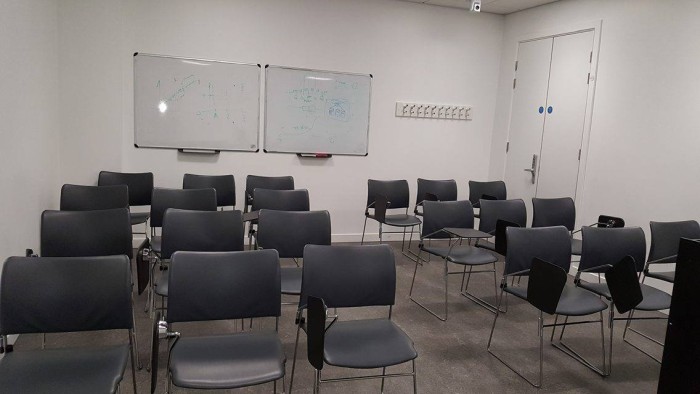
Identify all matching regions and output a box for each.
[412,359,418,394]
[381,366,386,393]
[313,369,321,394]
[131,304,143,370]
[409,256,448,321]
[42,333,46,349]
[459,264,504,314]
[379,223,383,244]
[550,312,608,377]
[129,330,138,394]
[622,309,664,363]
[608,307,614,376]
[289,322,302,393]
[361,217,368,245]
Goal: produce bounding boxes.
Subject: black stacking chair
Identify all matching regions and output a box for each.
[289,244,417,393]
[468,180,506,217]
[643,220,700,284]
[244,175,295,213]
[152,250,285,393]
[249,189,311,247]
[60,184,129,211]
[532,197,581,256]
[148,188,217,257]
[576,226,671,366]
[414,178,457,216]
[570,215,625,257]
[98,171,154,232]
[409,200,498,320]
[475,199,527,251]
[41,208,133,259]
[256,210,331,303]
[151,209,245,316]
[362,179,422,260]
[0,255,137,394]
[183,173,236,209]
[487,226,608,388]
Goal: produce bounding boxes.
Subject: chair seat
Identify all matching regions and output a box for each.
[0,345,129,394]
[476,240,496,251]
[281,267,302,295]
[506,284,608,316]
[169,332,285,390]
[324,319,417,369]
[577,281,671,311]
[368,214,421,227]
[155,273,168,297]
[130,211,150,226]
[646,270,675,283]
[151,236,162,254]
[571,238,582,256]
[421,245,497,265]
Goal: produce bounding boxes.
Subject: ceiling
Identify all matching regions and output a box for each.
[398,0,562,15]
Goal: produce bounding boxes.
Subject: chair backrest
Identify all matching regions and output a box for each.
[579,226,646,273]
[527,258,567,315]
[167,250,281,323]
[531,197,576,231]
[367,179,410,210]
[478,199,527,234]
[505,226,571,276]
[605,256,644,314]
[415,178,457,205]
[253,189,310,212]
[41,208,133,258]
[183,173,235,207]
[149,188,217,228]
[60,184,129,211]
[468,180,507,208]
[98,170,154,206]
[257,210,331,258]
[0,255,132,335]
[245,175,294,207]
[421,200,474,239]
[649,220,700,263]
[300,244,396,309]
[161,209,244,260]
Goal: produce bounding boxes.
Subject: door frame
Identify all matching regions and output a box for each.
[501,20,603,229]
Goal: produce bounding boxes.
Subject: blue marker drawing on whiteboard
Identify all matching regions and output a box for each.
[327,99,349,122]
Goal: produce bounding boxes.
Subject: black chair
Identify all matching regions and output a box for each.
[183,173,235,209]
[409,200,498,320]
[0,255,137,393]
[249,189,311,246]
[98,170,154,230]
[414,178,457,216]
[475,199,527,251]
[576,226,671,366]
[643,220,700,284]
[468,180,506,217]
[570,215,625,256]
[151,209,245,316]
[531,197,575,230]
[290,244,417,393]
[362,179,422,261]
[60,184,129,211]
[152,250,285,393]
[41,208,133,259]
[148,188,217,256]
[256,210,331,302]
[487,226,608,387]
[244,175,294,213]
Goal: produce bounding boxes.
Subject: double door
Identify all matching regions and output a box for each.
[504,31,595,209]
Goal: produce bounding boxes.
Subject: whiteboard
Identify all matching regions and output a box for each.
[264,66,371,155]
[134,53,260,152]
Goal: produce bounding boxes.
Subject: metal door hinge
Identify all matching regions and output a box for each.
[515,61,518,71]
[589,51,593,63]
[578,149,582,160]
[513,79,516,89]
[587,73,590,84]
[506,142,510,152]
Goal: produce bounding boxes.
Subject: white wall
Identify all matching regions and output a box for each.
[56,0,505,240]
[0,0,60,257]
[489,0,700,289]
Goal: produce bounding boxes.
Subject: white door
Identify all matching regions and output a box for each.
[504,30,595,203]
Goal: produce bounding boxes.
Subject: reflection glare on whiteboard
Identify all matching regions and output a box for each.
[158,101,167,113]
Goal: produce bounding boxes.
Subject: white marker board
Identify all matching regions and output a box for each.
[264,66,371,155]
[134,53,260,151]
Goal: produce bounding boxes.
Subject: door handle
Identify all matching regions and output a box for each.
[523,154,538,184]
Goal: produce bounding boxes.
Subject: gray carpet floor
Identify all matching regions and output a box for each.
[13,241,664,393]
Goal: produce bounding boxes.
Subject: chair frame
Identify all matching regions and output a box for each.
[361,193,422,263]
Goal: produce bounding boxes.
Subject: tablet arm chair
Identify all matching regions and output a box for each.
[183,173,235,209]
[468,180,506,218]
[475,199,527,252]
[0,255,137,394]
[643,220,700,284]
[414,178,457,216]
[151,250,285,393]
[98,170,154,232]
[248,188,310,247]
[570,215,625,256]
[244,175,294,213]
